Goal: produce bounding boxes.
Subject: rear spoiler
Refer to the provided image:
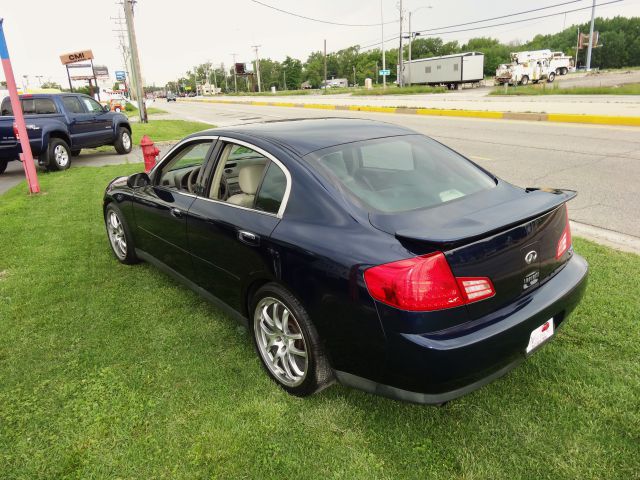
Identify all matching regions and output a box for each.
[392,188,576,248]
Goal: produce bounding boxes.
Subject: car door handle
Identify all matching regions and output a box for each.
[238,230,260,246]
[170,207,183,218]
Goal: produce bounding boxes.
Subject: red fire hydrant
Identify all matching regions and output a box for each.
[140,135,160,173]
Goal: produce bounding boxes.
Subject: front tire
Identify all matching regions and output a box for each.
[105,203,139,264]
[547,72,556,83]
[250,283,333,397]
[520,76,529,86]
[44,138,71,171]
[114,127,132,155]
[0,158,8,175]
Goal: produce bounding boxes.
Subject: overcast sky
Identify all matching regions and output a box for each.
[2,0,639,87]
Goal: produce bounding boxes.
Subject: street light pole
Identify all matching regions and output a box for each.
[381,0,386,89]
[323,39,327,90]
[398,0,403,87]
[586,0,596,71]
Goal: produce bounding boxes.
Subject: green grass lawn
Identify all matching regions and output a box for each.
[1,166,638,479]
[129,119,211,144]
[490,82,640,96]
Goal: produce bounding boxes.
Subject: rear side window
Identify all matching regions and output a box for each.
[306,135,496,213]
[35,99,57,114]
[22,99,36,115]
[1,97,13,116]
[62,97,83,114]
[255,162,287,214]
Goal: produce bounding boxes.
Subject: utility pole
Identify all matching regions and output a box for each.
[221,62,228,91]
[398,0,403,87]
[381,0,386,89]
[408,11,412,86]
[231,53,238,93]
[353,65,356,87]
[323,39,327,90]
[123,0,147,122]
[575,27,580,68]
[586,0,596,71]
[252,45,262,92]
[283,69,286,90]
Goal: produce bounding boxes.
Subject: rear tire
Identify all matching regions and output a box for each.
[547,72,556,83]
[44,138,71,171]
[250,283,333,397]
[0,158,8,175]
[520,76,529,86]
[114,127,132,155]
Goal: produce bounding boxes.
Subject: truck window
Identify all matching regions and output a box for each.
[61,96,83,114]
[80,97,103,113]
[35,98,57,114]
[22,99,37,115]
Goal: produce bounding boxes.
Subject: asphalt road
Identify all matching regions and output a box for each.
[162,99,640,239]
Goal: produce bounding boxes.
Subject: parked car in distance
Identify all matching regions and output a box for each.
[0,93,132,173]
[103,118,588,404]
[166,92,177,102]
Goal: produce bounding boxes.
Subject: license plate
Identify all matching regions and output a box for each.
[526,319,554,354]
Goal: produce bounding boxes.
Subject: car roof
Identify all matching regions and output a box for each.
[193,118,415,156]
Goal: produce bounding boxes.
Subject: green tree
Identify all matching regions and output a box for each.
[282,56,302,89]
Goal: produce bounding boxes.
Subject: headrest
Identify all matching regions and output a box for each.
[238,165,264,195]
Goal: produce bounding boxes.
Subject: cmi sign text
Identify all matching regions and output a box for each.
[59,49,94,65]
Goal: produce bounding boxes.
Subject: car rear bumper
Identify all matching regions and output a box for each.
[337,252,588,404]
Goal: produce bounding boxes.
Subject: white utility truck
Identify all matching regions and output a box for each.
[495,50,573,85]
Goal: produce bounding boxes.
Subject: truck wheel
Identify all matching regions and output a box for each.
[45,138,71,171]
[114,127,132,155]
[0,158,8,175]
[520,76,529,86]
[71,149,81,157]
[547,72,556,83]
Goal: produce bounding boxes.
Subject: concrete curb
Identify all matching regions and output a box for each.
[182,98,640,127]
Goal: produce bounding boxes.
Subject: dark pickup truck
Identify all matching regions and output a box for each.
[0,93,132,174]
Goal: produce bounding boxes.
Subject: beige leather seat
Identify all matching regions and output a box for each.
[227,165,264,207]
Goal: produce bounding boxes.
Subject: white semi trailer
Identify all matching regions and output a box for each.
[401,52,484,89]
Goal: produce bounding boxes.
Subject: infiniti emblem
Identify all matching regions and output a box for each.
[525,250,538,264]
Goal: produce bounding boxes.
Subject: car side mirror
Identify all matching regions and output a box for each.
[127,172,150,188]
[103,104,110,112]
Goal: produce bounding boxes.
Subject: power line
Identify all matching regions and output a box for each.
[249,0,397,27]
[357,0,623,50]
[420,0,586,33]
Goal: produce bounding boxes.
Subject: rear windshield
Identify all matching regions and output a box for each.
[0,97,58,115]
[305,135,496,213]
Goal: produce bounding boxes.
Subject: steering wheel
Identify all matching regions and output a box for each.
[187,166,201,194]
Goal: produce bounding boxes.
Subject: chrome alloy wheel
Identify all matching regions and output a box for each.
[107,211,127,259]
[54,144,69,167]
[121,131,131,151]
[254,297,308,387]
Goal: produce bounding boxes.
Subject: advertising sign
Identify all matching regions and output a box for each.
[93,65,109,79]
[115,70,126,81]
[59,49,94,65]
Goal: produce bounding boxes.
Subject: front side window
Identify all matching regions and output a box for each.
[158,141,213,193]
[80,97,103,113]
[306,135,496,213]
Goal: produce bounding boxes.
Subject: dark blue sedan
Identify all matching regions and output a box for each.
[103,118,588,404]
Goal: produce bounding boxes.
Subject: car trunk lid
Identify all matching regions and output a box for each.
[369,182,575,320]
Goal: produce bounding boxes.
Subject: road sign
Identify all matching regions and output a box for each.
[379,69,390,76]
[59,49,94,65]
[115,70,126,81]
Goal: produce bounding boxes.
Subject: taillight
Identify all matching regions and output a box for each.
[556,205,572,259]
[12,122,20,140]
[364,252,495,312]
